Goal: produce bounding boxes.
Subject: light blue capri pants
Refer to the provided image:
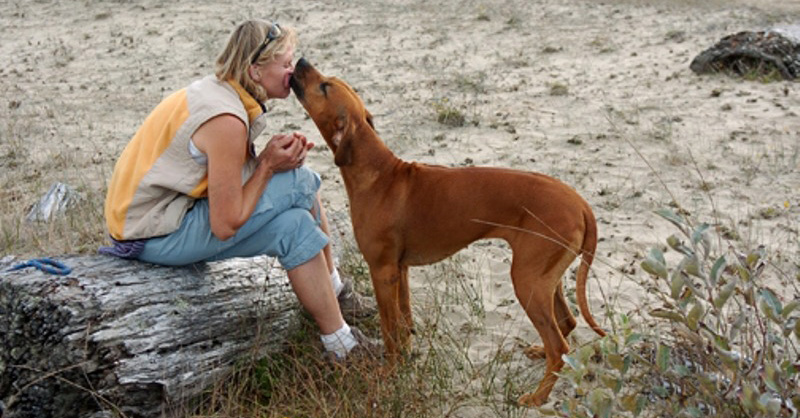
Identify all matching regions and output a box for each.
[137,167,329,270]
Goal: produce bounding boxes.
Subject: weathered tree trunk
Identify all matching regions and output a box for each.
[0,255,300,418]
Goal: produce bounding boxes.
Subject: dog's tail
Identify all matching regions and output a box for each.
[576,207,606,337]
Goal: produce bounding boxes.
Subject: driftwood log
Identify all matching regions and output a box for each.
[0,255,300,418]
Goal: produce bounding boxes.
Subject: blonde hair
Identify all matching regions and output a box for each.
[215,19,298,102]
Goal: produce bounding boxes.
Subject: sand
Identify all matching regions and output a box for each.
[2,0,798,413]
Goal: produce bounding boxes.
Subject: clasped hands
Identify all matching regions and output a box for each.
[258,132,314,173]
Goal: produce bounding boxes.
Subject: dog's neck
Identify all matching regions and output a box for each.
[338,125,402,195]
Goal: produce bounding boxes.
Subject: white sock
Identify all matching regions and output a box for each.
[320,323,358,359]
[330,268,344,296]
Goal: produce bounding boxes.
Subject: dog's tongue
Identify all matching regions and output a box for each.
[284,73,292,90]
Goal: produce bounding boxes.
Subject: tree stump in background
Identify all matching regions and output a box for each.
[690,26,800,80]
[0,255,300,418]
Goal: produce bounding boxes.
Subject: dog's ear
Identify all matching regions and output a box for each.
[333,114,353,166]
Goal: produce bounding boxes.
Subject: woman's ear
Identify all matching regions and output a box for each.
[248,65,261,81]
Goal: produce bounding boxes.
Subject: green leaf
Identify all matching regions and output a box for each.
[674,364,691,378]
[625,332,644,347]
[783,319,796,337]
[562,353,585,373]
[783,300,800,318]
[534,406,561,417]
[620,394,644,415]
[656,343,670,372]
[687,302,705,331]
[606,353,625,372]
[666,234,680,249]
[667,234,693,256]
[650,308,685,324]
[737,266,751,282]
[759,393,782,416]
[600,374,622,394]
[670,274,685,300]
[600,336,619,356]
[792,395,800,412]
[642,257,668,279]
[691,223,710,245]
[709,255,727,286]
[683,255,704,279]
[758,288,782,322]
[622,354,632,376]
[587,388,614,418]
[634,395,647,417]
[714,281,737,310]
[577,344,596,364]
[763,362,782,392]
[655,208,687,233]
[746,250,762,269]
[729,313,745,342]
[692,223,712,257]
[741,383,759,413]
[795,319,800,339]
[718,348,742,369]
[651,385,669,398]
[606,351,632,376]
[709,331,731,351]
[650,247,666,265]
[683,407,703,418]
[780,359,798,375]
[697,373,716,393]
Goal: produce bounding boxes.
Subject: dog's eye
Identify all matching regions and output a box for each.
[320,82,330,96]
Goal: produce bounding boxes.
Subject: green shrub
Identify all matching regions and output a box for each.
[555,209,800,418]
[432,98,466,128]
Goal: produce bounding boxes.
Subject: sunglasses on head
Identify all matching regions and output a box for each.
[250,22,283,65]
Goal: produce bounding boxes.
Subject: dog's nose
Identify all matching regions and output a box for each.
[295,57,310,72]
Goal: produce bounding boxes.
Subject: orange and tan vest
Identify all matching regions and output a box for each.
[105,76,266,240]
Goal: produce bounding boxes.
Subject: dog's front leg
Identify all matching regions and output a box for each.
[397,264,413,343]
[368,261,413,367]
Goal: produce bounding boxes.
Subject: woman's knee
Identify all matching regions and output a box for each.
[272,208,315,235]
[270,208,328,268]
[292,167,322,209]
[260,167,321,212]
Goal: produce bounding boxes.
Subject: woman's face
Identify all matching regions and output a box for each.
[257,48,295,100]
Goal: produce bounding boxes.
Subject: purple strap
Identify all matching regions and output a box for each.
[98,237,147,259]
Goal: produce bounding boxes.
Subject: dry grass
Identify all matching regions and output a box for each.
[182,258,550,418]
[0,114,108,257]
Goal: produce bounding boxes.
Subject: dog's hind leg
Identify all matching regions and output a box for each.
[554,284,578,336]
[523,284,577,360]
[511,249,575,407]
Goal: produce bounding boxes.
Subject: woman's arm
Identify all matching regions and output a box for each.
[193,114,310,240]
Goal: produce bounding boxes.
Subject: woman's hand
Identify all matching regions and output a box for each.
[195,113,315,240]
[258,132,315,173]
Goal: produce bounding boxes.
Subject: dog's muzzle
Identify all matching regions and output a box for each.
[289,57,311,100]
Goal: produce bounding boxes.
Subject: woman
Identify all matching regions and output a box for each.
[102,20,375,360]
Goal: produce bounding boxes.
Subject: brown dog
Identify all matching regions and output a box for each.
[290,58,605,406]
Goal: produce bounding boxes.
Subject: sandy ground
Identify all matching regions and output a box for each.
[2,0,799,413]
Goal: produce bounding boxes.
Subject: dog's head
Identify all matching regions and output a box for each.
[290,58,374,166]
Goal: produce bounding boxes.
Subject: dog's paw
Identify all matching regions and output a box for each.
[523,344,547,360]
[518,392,546,407]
